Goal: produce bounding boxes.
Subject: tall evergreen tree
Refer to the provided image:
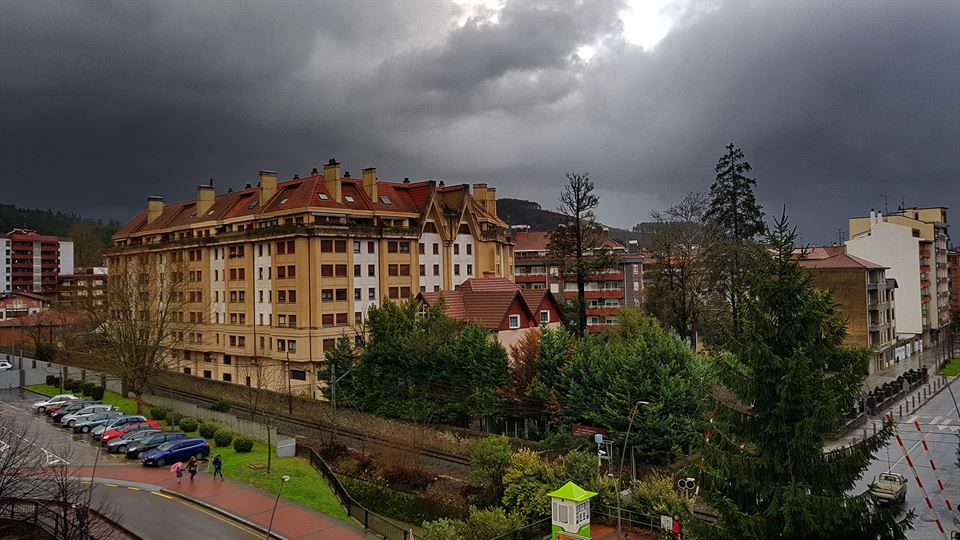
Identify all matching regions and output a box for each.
[705,144,765,339]
[692,213,913,539]
[548,172,619,337]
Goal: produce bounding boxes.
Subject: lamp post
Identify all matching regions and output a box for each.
[617,400,650,539]
[266,475,290,539]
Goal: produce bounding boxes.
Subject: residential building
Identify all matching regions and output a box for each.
[799,250,897,373]
[948,248,959,316]
[0,229,74,294]
[0,291,50,321]
[511,230,645,331]
[108,161,514,396]
[57,267,108,307]
[847,208,950,345]
[417,276,562,353]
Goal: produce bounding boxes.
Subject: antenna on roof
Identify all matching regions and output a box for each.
[209,178,214,187]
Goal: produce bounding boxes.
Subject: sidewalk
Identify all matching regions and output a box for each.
[77,464,374,540]
[864,344,942,391]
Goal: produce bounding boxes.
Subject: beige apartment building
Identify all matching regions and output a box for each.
[108,160,514,397]
[848,207,950,345]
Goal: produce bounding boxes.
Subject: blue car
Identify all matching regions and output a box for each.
[140,437,210,467]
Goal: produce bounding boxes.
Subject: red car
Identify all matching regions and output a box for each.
[44,400,80,415]
[100,421,161,444]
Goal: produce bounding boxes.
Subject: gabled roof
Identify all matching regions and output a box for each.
[420,277,562,330]
[512,230,623,253]
[799,253,886,270]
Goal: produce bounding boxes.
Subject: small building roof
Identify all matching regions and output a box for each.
[547,482,597,502]
[798,253,886,270]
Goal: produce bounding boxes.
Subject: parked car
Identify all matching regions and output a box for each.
[125,431,187,459]
[91,415,147,440]
[106,428,162,454]
[73,411,124,433]
[141,437,210,467]
[101,421,161,444]
[0,361,13,371]
[60,404,116,427]
[33,394,77,412]
[50,401,100,422]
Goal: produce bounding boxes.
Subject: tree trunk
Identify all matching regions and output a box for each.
[577,276,587,337]
[266,423,272,474]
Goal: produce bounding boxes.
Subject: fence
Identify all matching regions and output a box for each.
[0,497,138,539]
[486,517,551,540]
[591,504,662,531]
[298,446,411,540]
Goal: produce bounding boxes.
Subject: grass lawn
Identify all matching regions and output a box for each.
[26,384,141,415]
[211,439,349,522]
[940,358,960,376]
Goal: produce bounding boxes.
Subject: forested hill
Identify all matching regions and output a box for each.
[0,204,118,267]
[497,198,648,247]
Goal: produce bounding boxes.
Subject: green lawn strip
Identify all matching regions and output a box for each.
[25,383,63,397]
[940,358,960,377]
[207,438,349,522]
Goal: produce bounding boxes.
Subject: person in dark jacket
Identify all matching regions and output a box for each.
[188,456,199,482]
[212,454,223,480]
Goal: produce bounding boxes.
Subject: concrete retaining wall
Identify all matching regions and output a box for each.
[143,393,280,444]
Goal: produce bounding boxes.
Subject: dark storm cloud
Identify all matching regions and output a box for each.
[1,0,956,243]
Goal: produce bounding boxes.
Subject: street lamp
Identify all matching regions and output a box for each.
[266,475,290,539]
[617,400,650,539]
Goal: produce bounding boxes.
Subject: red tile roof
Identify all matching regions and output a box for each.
[799,253,886,270]
[512,231,623,252]
[420,278,561,331]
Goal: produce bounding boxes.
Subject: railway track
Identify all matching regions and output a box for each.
[152,385,471,470]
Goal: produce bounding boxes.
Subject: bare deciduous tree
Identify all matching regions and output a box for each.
[236,356,285,473]
[548,172,620,336]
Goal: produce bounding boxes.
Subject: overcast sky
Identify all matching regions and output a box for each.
[1,0,957,243]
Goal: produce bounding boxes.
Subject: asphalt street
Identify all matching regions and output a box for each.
[0,388,259,539]
[853,378,960,539]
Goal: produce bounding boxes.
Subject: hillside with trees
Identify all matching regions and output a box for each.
[498,197,651,246]
[0,203,118,267]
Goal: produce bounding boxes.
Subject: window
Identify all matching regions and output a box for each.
[318,192,328,200]
[432,243,439,255]
[466,244,472,255]
[277,266,286,279]
[433,264,440,276]
[323,338,337,351]
[321,239,333,252]
[322,314,334,327]
[335,288,347,301]
[388,287,399,299]
[203,370,212,379]
[290,369,306,381]
[387,241,398,253]
[466,264,473,275]
[336,313,348,326]
[288,290,297,303]
[454,264,460,275]
[277,339,286,351]
[277,290,286,303]
[335,264,347,277]
[344,195,355,203]
[287,265,296,278]
[400,287,411,298]
[286,240,295,254]
[354,264,361,277]
[399,242,410,253]
[508,315,521,329]
[287,340,297,352]
[399,264,410,276]
[335,240,346,253]
[369,288,376,300]
[380,196,392,204]
[353,240,361,254]
[184,367,192,375]
[367,241,375,254]
[419,264,425,276]
[454,244,459,255]
[388,264,398,277]
[321,264,333,277]
[540,310,550,324]
[222,373,232,382]
[368,264,375,277]
[354,288,361,300]
[278,314,287,326]
[322,289,333,301]
[418,243,425,254]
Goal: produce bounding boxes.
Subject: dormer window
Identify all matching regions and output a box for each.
[279,198,288,205]
[380,196,392,204]
[344,195,355,203]
[317,193,329,200]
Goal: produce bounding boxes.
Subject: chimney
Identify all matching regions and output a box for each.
[473,184,488,211]
[196,184,215,216]
[259,170,278,204]
[147,196,164,224]
[361,167,378,201]
[323,158,342,202]
[486,186,497,217]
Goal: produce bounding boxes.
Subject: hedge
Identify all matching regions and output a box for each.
[88,386,105,400]
[81,382,97,397]
[213,428,233,448]
[45,375,56,386]
[149,407,170,421]
[337,475,437,523]
[198,422,219,439]
[165,411,183,428]
[178,417,199,433]
[233,436,254,453]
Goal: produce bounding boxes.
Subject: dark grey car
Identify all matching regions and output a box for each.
[106,428,162,453]
[125,431,186,459]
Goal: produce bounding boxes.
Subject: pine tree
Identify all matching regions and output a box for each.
[692,213,913,539]
[705,144,765,339]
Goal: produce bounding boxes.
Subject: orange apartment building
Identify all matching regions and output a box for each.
[109,160,514,397]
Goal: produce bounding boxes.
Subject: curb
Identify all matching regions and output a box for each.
[160,488,292,540]
[81,477,162,492]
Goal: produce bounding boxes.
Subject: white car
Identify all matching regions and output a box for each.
[61,405,116,427]
[33,394,78,412]
[0,361,13,371]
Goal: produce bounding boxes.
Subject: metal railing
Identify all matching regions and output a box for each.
[591,504,662,531]
[0,497,137,539]
[298,447,411,540]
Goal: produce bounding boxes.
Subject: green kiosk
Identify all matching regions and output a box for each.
[548,481,597,540]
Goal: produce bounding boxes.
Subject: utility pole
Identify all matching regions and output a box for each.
[285,352,293,415]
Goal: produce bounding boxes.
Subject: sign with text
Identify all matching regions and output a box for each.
[557,532,589,540]
[571,424,606,438]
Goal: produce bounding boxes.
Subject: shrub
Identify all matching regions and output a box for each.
[382,464,433,491]
[178,417,199,433]
[416,479,469,519]
[213,428,234,448]
[233,436,254,453]
[319,442,348,461]
[627,472,692,518]
[338,475,434,523]
[45,375,55,386]
[81,382,97,397]
[198,422,219,439]
[63,379,77,391]
[149,407,169,421]
[469,435,511,497]
[421,506,522,540]
[209,399,231,412]
[51,377,61,388]
[165,411,183,428]
[88,386,105,401]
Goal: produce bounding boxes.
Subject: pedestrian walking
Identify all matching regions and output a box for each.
[170,461,183,484]
[672,514,683,540]
[212,454,223,480]
[188,456,199,482]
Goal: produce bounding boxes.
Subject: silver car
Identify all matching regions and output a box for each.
[33,394,77,412]
[91,415,147,439]
[61,405,117,427]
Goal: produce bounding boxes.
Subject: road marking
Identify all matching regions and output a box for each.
[153,492,259,537]
[127,486,140,491]
[0,441,8,453]
[936,425,959,432]
[104,483,118,488]
[929,416,942,425]
[907,415,919,424]
[151,492,173,500]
